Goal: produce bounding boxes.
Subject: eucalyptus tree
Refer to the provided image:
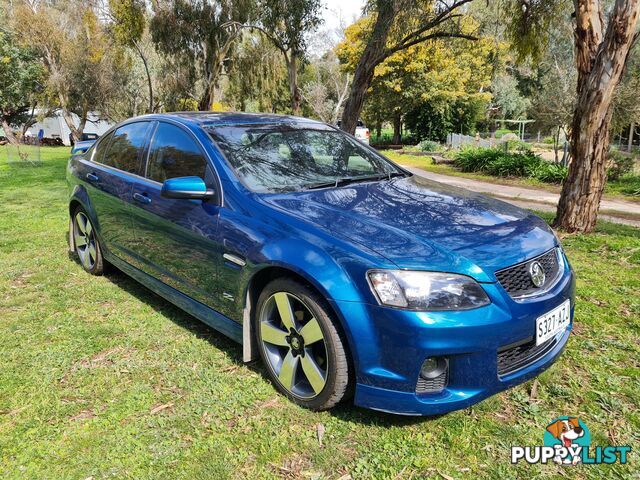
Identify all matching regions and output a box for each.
[11,1,131,141]
[252,0,324,115]
[150,0,254,111]
[508,0,640,232]
[109,0,156,113]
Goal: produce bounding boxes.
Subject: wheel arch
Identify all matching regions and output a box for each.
[241,265,357,369]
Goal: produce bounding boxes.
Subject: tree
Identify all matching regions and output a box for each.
[150,0,253,110]
[300,50,350,123]
[109,0,155,113]
[510,0,640,232]
[339,0,477,134]
[253,0,324,115]
[224,30,290,112]
[0,30,44,144]
[12,1,131,141]
[338,14,492,143]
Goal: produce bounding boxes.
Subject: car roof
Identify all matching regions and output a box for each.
[143,112,330,129]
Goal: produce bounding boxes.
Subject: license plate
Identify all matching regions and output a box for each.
[535,299,571,345]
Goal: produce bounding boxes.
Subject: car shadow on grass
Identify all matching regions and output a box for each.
[67,249,441,427]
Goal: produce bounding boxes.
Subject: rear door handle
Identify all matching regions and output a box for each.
[133,192,152,205]
[86,173,99,182]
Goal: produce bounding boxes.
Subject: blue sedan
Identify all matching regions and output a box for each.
[66,113,575,415]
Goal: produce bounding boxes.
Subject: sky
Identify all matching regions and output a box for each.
[323,0,365,31]
[311,0,365,54]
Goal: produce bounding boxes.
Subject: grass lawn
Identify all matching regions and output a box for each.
[384,151,640,203]
[1,146,639,479]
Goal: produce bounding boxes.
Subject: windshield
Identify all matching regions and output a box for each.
[206,125,402,193]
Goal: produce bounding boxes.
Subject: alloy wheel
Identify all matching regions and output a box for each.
[74,212,97,270]
[259,292,329,399]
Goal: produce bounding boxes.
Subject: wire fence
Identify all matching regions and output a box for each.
[1,143,42,166]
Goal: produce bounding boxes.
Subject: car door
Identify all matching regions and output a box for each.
[126,121,223,310]
[80,121,152,262]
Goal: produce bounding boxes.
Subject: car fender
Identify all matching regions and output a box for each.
[241,237,375,366]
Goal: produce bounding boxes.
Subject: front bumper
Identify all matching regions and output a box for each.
[332,259,576,416]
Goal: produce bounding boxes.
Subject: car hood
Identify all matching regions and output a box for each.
[261,175,556,281]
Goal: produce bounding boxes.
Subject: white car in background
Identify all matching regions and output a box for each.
[337,120,370,145]
[354,121,370,145]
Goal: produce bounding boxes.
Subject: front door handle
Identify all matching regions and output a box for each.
[86,172,99,182]
[133,192,152,205]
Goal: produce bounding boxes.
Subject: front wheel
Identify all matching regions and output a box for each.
[255,278,352,410]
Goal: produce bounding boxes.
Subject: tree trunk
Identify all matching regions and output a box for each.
[392,112,402,144]
[286,53,302,115]
[340,1,397,134]
[134,42,154,114]
[628,122,635,151]
[1,118,19,145]
[554,0,640,233]
[61,108,82,144]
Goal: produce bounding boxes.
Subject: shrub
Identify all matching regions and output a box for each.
[453,147,568,183]
[418,140,440,152]
[607,151,635,180]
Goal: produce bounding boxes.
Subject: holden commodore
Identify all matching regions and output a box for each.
[67,113,575,415]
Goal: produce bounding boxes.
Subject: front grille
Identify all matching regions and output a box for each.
[416,371,447,394]
[497,335,560,377]
[495,248,561,299]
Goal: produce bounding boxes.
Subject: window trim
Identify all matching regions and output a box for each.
[91,120,152,176]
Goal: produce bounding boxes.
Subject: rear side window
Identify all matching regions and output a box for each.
[146,123,207,182]
[91,131,114,164]
[102,122,151,174]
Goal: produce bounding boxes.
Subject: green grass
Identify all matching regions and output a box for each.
[1,147,639,479]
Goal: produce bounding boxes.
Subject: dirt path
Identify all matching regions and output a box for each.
[402,165,640,228]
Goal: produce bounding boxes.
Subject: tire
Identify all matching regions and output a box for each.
[255,278,352,410]
[71,206,105,275]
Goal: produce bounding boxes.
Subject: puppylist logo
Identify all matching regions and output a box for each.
[511,416,631,465]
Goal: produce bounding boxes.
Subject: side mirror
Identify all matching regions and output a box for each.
[161,176,215,200]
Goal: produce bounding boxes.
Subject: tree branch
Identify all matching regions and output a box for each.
[392,0,474,49]
[383,31,478,59]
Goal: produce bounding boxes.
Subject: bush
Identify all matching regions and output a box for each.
[607,151,635,180]
[418,140,440,152]
[453,147,568,184]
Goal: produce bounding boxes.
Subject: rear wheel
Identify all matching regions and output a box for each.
[255,278,352,410]
[72,207,105,275]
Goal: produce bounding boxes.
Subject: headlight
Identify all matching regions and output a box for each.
[367,270,490,311]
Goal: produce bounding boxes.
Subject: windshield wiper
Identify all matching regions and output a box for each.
[304,171,409,190]
[304,174,387,190]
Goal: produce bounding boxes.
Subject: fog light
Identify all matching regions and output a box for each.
[420,356,447,379]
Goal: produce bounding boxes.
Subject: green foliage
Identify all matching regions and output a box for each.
[0,30,44,124]
[607,150,635,181]
[109,0,145,47]
[405,97,487,143]
[418,140,440,152]
[454,146,568,183]
[150,0,253,109]
[259,0,323,55]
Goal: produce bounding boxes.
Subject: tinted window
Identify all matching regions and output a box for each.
[207,126,400,192]
[91,131,114,164]
[146,123,207,182]
[102,122,150,174]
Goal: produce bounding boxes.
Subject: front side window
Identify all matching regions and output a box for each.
[146,123,208,183]
[206,125,401,193]
[102,122,151,174]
